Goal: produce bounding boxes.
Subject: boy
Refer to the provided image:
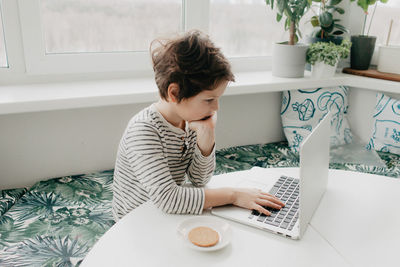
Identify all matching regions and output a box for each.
[112,30,284,221]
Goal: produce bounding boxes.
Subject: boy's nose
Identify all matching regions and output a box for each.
[213,100,219,111]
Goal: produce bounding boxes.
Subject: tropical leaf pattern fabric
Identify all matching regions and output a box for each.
[215,141,400,177]
[0,142,399,266]
[0,188,27,217]
[0,170,114,267]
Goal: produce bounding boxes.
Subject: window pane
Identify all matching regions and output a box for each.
[367,2,400,46]
[40,0,182,54]
[209,0,313,57]
[0,7,8,68]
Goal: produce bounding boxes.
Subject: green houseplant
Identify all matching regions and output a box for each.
[307,39,351,78]
[349,0,389,70]
[308,0,349,43]
[265,0,312,78]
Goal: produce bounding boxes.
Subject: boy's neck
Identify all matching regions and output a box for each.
[155,100,185,130]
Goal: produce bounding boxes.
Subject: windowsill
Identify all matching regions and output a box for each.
[0,70,399,115]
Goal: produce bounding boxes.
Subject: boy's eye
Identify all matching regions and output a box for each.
[205,99,214,103]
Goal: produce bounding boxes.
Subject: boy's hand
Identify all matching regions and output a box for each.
[232,188,285,216]
[188,112,217,156]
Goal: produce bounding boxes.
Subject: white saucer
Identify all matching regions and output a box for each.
[176,216,232,251]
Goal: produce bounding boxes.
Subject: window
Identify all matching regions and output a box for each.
[9,0,379,78]
[209,0,314,57]
[367,1,400,46]
[17,0,317,75]
[40,0,182,54]
[0,5,8,68]
[18,0,184,74]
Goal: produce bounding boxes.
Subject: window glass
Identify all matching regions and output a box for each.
[366,1,400,45]
[0,7,8,68]
[209,0,314,57]
[40,0,182,54]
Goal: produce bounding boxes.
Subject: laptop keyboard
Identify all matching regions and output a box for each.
[249,175,299,231]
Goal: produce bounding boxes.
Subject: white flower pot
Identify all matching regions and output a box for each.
[377,45,400,74]
[311,61,338,79]
[272,43,308,78]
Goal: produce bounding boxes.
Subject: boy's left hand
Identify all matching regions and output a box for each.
[188,112,217,156]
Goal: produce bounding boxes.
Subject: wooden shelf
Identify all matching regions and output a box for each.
[343,68,400,82]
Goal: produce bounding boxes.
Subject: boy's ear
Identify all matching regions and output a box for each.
[167,83,180,103]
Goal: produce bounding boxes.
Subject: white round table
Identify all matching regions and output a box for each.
[81,168,400,267]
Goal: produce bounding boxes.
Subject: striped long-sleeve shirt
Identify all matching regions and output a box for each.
[112,104,215,221]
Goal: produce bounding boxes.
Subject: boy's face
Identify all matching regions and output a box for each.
[176,80,228,122]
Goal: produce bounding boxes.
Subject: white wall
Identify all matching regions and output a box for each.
[217,92,284,148]
[0,91,284,190]
[0,103,146,189]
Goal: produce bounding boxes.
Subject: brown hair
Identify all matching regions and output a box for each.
[150,30,235,102]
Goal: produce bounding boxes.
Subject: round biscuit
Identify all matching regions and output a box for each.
[188,226,219,247]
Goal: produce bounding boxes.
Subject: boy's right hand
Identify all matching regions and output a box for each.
[232,188,285,216]
[188,112,217,133]
[187,112,217,157]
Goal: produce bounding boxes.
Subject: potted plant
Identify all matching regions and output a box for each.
[307,39,351,78]
[307,0,349,44]
[305,0,349,71]
[349,0,389,70]
[265,0,311,78]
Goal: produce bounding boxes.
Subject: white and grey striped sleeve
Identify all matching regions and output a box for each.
[186,144,215,187]
[125,122,205,214]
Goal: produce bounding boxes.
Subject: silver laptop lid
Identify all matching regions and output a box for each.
[299,112,331,237]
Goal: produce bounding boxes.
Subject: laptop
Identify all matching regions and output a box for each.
[211,112,331,240]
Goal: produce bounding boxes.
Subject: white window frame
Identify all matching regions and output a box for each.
[0,1,8,68]
[3,0,369,80]
[17,0,188,75]
[16,0,271,76]
[0,0,24,75]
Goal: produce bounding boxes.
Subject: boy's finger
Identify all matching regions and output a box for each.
[257,199,282,210]
[255,204,271,216]
[188,117,215,130]
[261,192,285,206]
[187,121,200,130]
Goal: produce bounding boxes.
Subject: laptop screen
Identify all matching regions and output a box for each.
[299,112,331,237]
